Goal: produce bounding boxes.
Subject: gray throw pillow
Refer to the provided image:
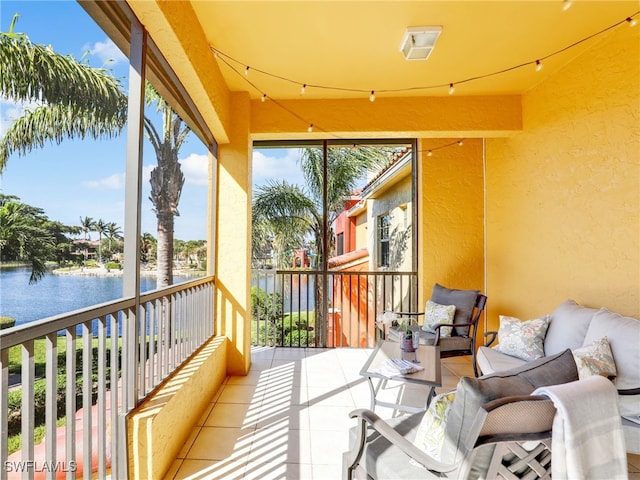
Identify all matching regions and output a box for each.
[440,349,578,464]
[430,284,480,336]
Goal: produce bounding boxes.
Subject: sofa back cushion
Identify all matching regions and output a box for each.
[583,308,640,391]
[440,349,578,464]
[544,299,598,356]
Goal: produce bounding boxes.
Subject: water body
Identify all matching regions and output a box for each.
[0,267,196,327]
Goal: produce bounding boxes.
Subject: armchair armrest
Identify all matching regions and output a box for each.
[347,408,457,474]
[484,330,498,347]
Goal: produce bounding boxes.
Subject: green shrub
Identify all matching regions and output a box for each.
[104,262,121,270]
[0,316,16,330]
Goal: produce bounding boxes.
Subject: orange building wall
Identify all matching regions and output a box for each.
[485,23,640,327]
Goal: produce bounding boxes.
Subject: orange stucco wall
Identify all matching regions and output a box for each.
[485,23,640,328]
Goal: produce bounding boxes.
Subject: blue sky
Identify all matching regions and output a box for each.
[0,1,307,242]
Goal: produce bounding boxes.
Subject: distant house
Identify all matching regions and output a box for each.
[328,148,414,346]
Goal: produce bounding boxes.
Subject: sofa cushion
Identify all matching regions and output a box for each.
[476,345,527,375]
[431,284,479,337]
[544,299,598,356]
[572,336,617,380]
[494,315,550,361]
[583,308,640,391]
[410,390,457,467]
[441,349,578,464]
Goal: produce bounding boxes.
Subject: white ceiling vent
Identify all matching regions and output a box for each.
[399,26,442,61]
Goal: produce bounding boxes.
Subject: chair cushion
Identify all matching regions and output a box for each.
[430,284,479,337]
[440,348,578,465]
[422,300,455,337]
[572,336,617,380]
[494,315,550,361]
[476,345,527,375]
[544,299,597,356]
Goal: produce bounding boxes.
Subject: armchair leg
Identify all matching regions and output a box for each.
[343,418,367,480]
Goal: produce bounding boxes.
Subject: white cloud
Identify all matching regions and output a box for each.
[85,38,126,67]
[0,99,40,136]
[180,153,209,186]
[252,148,305,187]
[82,173,125,190]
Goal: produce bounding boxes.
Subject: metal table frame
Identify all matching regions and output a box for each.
[359,340,441,414]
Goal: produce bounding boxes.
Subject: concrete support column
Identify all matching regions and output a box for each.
[215,92,252,375]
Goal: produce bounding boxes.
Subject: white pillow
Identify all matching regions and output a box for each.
[494,315,550,361]
[422,300,456,337]
[572,336,617,380]
[410,390,456,468]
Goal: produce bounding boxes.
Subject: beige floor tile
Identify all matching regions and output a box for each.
[262,385,308,406]
[312,462,343,480]
[248,426,313,465]
[305,369,348,388]
[629,453,640,471]
[163,458,182,479]
[204,402,261,429]
[218,384,264,405]
[186,427,254,461]
[257,403,310,430]
[242,462,313,480]
[226,370,270,386]
[307,386,356,407]
[196,403,215,426]
[171,458,247,480]
[176,428,201,459]
[308,405,356,431]
[273,347,308,360]
[309,429,350,465]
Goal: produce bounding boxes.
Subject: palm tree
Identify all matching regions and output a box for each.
[0,194,55,283]
[1,21,189,287]
[252,145,393,345]
[140,232,157,265]
[79,216,95,264]
[106,221,123,257]
[93,219,108,263]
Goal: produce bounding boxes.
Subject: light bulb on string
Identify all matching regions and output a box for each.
[369,90,376,102]
[627,17,638,27]
[261,94,267,102]
[245,66,250,76]
[308,124,314,133]
[535,60,543,72]
[457,140,464,146]
[427,150,433,157]
[301,84,306,95]
[562,0,572,11]
[448,83,455,95]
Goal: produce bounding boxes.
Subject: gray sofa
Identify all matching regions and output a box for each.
[477,299,640,454]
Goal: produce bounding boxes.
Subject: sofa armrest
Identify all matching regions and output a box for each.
[484,331,498,347]
[619,387,640,395]
[347,408,457,474]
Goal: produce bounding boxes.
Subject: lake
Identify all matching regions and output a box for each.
[0,267,198,327]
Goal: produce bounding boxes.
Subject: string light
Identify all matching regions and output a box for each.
[448,83,455,95]
[627,17,638,27]
[369,90,376,102]
[261,94,267,102]
[427,150,433,157]
[308,124,314,132]
[245,66,250,76]
[535,60,543,72]
[457,140,464,146]
[301,84,306,95]
[562,0,572,11]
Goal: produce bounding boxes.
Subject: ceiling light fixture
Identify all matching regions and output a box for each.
[399,26,442,61]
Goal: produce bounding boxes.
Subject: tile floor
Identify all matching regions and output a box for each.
[165,347,640,480]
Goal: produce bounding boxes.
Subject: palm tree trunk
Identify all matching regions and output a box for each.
[156,212,174,287]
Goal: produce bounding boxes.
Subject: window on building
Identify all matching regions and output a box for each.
[337,232,344,256]
[377,213,391,268]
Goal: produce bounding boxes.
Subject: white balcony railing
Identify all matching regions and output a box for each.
[0,276,215,480]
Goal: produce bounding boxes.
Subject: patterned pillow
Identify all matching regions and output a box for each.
[495,315,550,361]
[572,336,617,380]
[410,390,457,468]
[422,300,456,337]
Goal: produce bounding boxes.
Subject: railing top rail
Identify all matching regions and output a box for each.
[0,275,215,350]
[0,297,136,350]
[267,269,416,276]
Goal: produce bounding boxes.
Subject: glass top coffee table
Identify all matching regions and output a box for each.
[360,340,441,414]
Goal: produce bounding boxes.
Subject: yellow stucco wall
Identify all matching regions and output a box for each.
[485,23,640,328]
[417,138,485,312]
[127,336,227,479]
[216,92,252,375]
